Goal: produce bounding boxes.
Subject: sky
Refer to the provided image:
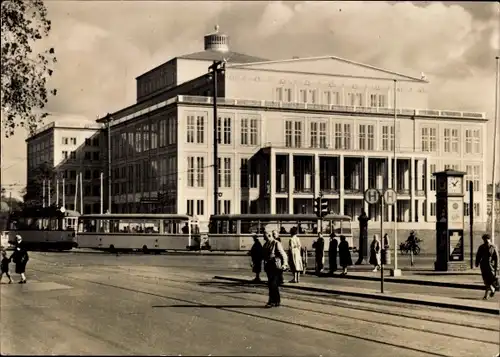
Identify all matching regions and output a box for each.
[1,0,499,198]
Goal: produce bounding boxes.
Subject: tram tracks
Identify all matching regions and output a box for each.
[29,264,499,355]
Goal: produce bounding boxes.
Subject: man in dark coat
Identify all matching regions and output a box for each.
[313,233,325,276]
[10,235,29,284]
[475,234,499,300]
[249,235,263,282]
[356,210,370,265]
[328,233,338,275]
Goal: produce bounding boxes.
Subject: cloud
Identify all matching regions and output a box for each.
[2,1,499,197]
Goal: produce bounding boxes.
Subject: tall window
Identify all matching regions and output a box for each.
[186,200,194,216]
[465,164,480,192]
[367,125,374,150]
[151,123,158,149]
[310,122,318,148]
[283,88,292,102]
[309,89,317,104]
[319,122,327,148]
[196,115,204,143]
[187,157,195,187]
[334,123,342,149]
[294,121,302,148]
[348,93,363,106]
[196,200,204,216]
[299,89,307,103]
[241,118,258,146]
[465,129,481,154]
[430,164,437,191]
[275,87,283,101]
[187,115,195,143]
[359,124,366,150]
[143,124,150,151]
[218,200,231,214]
[196,157,204,187]
[343,124,352,150]
[310,121,327,148]
[370,94,386,107]
[323,91,340,105]
[382,125,394,151]
[217,157,231,188]
[443,128,459,153]
[285,120,302,148]
[421,127,437,152]
[217,116,232,144]
[240,158,249,188]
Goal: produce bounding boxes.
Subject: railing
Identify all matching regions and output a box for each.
[321,188,340,195]
[397,188,410,195]
[293,188,314,194]
[107,95,486,127]
[344,189,363,195]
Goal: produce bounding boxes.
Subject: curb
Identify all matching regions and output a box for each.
[213,276,499,316]
[304,272,484,291]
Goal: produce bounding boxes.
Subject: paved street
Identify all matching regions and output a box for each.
[1,252,499,356]
[32,250,498,301]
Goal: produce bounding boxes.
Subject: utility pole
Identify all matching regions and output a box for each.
[391,79,401,277]
[208,60,225,216]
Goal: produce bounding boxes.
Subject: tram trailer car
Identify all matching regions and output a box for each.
[76,213,201,253]
[207,214,356,252]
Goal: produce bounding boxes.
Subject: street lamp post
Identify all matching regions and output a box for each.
[391,79,401,277]
[208,60,225,216]
[492,56,499,244]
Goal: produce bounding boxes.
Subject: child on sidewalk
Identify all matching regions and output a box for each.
[1,250,13,284]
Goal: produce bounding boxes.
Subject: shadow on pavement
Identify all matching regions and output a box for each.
[152,304,266,308]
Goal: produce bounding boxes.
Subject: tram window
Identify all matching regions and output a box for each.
[297,222,317,234]
[209,221,217,234]
[278,221,296,235]
[241,221,258,234]
[83,220,97,232]
[163,220,181,234]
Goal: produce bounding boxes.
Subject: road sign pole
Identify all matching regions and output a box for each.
[380,196,384,294]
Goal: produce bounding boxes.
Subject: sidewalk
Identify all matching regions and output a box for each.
[306,266,486,290]
[213,275,500,316]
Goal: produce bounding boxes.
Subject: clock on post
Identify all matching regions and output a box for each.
[433,169,467,271]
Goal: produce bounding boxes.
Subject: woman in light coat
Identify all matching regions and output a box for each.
[369,234,381,272]
[288,227,303,283]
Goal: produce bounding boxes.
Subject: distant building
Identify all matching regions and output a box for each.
[25,120,106,213]
[34,28,488,230]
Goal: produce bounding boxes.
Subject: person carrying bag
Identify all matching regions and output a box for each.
[262,231,288,308]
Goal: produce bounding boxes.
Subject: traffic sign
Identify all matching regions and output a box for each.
[384,189,397,205]
[364,188,381,205]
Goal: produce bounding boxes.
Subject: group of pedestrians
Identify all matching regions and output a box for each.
[0,235,29,284]
[249,229,357,308]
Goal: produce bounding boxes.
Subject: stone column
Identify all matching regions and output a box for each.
[387,157,393,222]
[339,155,345,215]
[270,151,276,214]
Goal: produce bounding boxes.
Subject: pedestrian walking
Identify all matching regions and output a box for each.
[10,235,29,284]
[338,235,352,275]
[475,234,499,300]
[313,233,325,276]
[262,231,288,308]
[369,235,381,272]
[382,233,391,265]
[272,231,285,285]
[407,231,417,266]
[328,233,338,275]
[288,227,303,283]
[249,235,263,283]
[1,250,13,284]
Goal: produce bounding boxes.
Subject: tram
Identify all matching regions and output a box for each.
[76,213,201,253]
[207,214,355,252]
[6,206,80,251]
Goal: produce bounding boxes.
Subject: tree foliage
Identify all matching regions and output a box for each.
[22,161,54,206]
[1,0,57,137]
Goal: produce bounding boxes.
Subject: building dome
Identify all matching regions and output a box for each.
[204,25,229,53]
